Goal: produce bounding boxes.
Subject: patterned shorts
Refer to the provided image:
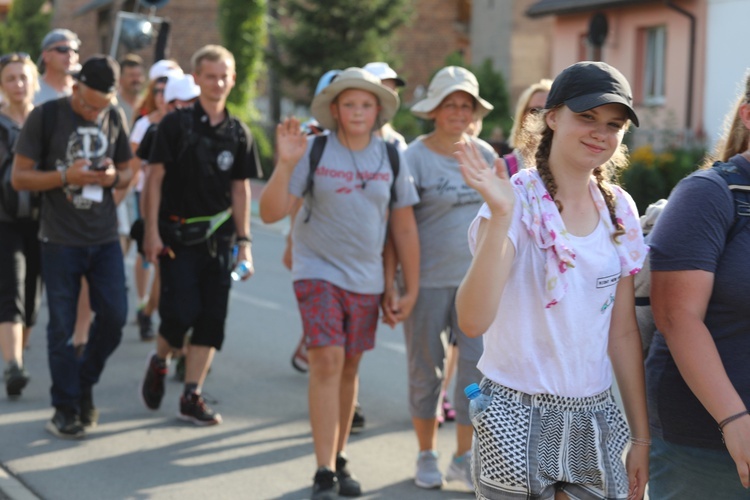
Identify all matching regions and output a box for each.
[471,379,630,500]
[293,279,380,358]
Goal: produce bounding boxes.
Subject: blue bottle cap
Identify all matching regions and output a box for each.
[464,383,481,400]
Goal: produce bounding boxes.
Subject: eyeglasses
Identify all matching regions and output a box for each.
[0,52,30,71]
[49,46,79,54]
[76,88,110,116]
[153,88,165,95]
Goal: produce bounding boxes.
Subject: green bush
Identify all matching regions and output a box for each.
[619,144,704,214]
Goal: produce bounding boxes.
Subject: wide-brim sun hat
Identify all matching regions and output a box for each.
[411,66,493,119]
[310,67,399,131]
[545,61,640,127]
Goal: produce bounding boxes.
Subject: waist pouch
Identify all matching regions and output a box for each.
[160,209,232,247]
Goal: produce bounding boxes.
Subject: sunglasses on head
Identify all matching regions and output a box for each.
[0,52,30,70]
[50,46,79,54]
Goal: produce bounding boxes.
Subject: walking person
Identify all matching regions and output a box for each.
[260,67,420,499]
[455,61,650,499]
[12,55,134,438]
[0,52,40,398]
[140,45,261,426]
[34,29,80,105]
[403,65,497,490]
[645,71,750,499]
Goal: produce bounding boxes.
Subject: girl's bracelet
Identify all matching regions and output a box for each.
[718,410,750,434]
[629,437,652,447]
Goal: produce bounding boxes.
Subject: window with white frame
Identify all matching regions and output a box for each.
[643,26,666,106]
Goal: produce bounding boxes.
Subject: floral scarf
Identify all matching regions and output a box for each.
[513,168,647,308]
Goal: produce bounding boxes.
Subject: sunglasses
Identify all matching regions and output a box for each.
[0,52,30,70]
[49,46,79,54]
[526,107,543,115]
[153,88,165,95]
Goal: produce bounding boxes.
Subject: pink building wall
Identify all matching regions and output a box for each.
[545,0,706,142]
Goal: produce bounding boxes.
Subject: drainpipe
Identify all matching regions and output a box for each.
[666,1,695,131]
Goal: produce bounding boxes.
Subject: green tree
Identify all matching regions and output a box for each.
[217,0,273,176]
[271,0,412,99]
[0,0,51,58]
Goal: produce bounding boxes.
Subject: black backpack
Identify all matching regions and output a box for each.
[301,134,400,222]
[0,101,59,220]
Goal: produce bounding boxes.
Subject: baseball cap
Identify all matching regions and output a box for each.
[164,74,200,103]
[149,59,183,81]
[75,55,119,94]
[363,62,406,87]
[545,61,639,127]
[41,29,80,51]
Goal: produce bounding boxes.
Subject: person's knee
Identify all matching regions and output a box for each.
[309,346,344,379]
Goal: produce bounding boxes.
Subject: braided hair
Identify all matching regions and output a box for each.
[529,106,629,241]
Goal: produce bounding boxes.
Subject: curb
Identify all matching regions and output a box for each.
[0,466,39,500]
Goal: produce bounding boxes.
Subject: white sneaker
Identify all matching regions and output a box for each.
[445,451,473,489]
[415,450,444,489]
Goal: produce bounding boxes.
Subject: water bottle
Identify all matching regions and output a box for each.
[231,260,253,281]
[465,383,492,422]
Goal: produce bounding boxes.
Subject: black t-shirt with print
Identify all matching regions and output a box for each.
[15,97,132,246]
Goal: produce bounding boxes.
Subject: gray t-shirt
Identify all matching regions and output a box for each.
[406,137,497,287]
[646,155,750,449]
[289,133,418,294]
[15,98,133,246]
[33,78,70,106]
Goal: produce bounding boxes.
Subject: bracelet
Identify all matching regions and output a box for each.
[718,410,750,433]
[109,171,120,189]
[236,236,252,246]
[60,169,67,187]
[629,437,652,447]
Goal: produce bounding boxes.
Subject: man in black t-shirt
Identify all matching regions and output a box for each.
[13,56,134,439]
[141,45,260,426]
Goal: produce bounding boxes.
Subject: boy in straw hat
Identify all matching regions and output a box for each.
[260,67,420,499]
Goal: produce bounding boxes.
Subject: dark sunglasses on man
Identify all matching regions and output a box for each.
[49,46,79,54]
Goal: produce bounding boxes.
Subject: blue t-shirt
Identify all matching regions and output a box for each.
[645,155,750,449]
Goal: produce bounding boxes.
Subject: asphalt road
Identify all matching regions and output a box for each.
[0,216,476,500]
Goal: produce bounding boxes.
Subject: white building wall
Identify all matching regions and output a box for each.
[705,0,750,146]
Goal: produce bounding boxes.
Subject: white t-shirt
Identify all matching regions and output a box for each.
[288,133,418,294]
[130,115,154,193]
[468,188,639,398]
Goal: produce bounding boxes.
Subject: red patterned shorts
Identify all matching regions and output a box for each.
[293,279,380,358]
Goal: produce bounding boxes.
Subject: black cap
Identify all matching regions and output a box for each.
[545,61,639,127]
[75,55,119,94]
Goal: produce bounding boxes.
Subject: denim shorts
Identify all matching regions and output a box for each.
[649,435,749,499]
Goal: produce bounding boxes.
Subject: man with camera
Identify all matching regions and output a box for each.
[12,55,134,439]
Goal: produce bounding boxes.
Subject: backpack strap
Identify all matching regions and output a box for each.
[302,134,328,199]
[503,153,519,176]
[711,160,750,243]
[385,141,400,207]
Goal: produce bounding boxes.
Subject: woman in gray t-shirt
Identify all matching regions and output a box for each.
[404,66,497,490]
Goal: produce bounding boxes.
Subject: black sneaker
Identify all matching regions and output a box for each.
[137,309,155,341]
[141,353,167,410]
[45,408,85,439]
[312,466,339,500]
[336,452,362,497]
[350,402,365,434]
[80,393,99,427]
[178,392,222,426]
[4,361,30,397]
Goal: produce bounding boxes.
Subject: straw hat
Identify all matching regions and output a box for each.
[411,66,492,119]
[310,67,399,131]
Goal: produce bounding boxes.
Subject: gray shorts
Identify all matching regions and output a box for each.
[472,379,630,499]
[402,287,483,425]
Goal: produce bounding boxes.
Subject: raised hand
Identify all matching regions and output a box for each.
[455,142,515,218]
[276,117,308,170]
